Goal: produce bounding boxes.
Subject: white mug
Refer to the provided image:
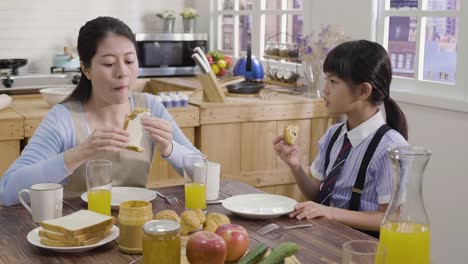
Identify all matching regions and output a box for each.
[194,161,221,201]
[18,183,63,223]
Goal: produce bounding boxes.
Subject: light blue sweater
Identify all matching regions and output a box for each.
[0,93,199,206]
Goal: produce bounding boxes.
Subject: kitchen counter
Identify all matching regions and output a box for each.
[144,77,202,94]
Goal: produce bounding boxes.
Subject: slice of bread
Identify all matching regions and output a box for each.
[283,124,299,145]
[123,108,151,152]
[40,210,114,238]
[38,225,112,244]
[40,234,104,247]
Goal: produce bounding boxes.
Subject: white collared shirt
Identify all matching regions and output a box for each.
[310,111,407,211]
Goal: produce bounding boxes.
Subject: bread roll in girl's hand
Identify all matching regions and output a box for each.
[123,108,151,152]
[283,124,299,145]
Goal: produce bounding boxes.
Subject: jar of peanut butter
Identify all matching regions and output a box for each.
[142,220,181,264]
[118,200,153,254]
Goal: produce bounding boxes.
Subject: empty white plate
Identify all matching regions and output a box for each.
[27,225,119,253]
[81,187,157,209]
[222,194,297,219]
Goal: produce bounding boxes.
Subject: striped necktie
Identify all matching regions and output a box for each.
[319,133,352,206]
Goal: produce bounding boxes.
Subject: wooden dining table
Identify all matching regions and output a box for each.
[0,180,375,264]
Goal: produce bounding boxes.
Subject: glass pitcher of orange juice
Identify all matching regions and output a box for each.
[183,154,208,212]
[378,146,432,264]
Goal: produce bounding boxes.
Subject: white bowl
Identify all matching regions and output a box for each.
[39,86,74,107]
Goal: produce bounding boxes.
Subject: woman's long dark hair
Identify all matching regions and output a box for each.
[66,16,137,103]
[323,40,408,140]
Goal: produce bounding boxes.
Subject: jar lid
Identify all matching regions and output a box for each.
[143,220,180,235]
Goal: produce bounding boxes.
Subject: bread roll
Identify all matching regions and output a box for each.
[283,124,299,145]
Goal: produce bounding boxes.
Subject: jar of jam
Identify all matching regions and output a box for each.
[142,220,181,264]
[118,200,153,254]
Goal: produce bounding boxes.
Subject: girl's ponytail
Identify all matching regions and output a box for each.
[384,98,408,140]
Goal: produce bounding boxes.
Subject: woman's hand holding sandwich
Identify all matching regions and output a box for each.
[141,117,173,157]
[64,128,130,172]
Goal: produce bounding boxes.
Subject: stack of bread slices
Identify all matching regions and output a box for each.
[39,210,114,247]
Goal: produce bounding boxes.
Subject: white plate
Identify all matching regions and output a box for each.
[27,225,119,253]
[81,187,157,209]
[222,194,297,219]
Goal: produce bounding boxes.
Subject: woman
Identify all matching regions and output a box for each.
[0,17,199,206]
[273,40,408,236]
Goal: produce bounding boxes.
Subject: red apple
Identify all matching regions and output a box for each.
[223,55,232,68]
[215,224,249,262]
[186,231,227,264]
[207,55,214,65]
[218,68,226,76]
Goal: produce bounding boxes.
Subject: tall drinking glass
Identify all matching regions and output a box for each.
[86,160,112,215]
[183,154,208,212]
[342,240,386,264]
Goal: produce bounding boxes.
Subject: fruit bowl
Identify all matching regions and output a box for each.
[206,50,232,77]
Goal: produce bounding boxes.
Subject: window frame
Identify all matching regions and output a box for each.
[374,0,468,111]
[210,0,304,60]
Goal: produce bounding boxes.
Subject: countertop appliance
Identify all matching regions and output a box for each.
[0,61,80,95]
[135,33,208,77]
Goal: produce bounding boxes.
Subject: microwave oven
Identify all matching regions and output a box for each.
[135,33,208,77]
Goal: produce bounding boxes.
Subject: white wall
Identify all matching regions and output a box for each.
[304,0,468,262]
[400,102,468,262]
[0,0,189,74]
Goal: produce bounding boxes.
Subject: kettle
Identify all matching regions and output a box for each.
[53,47,80,69]
[232,45,264,81]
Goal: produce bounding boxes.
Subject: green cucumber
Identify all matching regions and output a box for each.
[258,242,299,264]
[237,243,268,264]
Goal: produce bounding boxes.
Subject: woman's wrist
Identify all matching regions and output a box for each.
[64,146,86,172]
[161,141,173,158]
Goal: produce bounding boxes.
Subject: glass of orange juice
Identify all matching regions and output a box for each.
[342,240,386,264]
[86,160,112,216]
[183,154,207,212]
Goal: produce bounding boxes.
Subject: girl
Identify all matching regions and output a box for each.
[0,17,200,206]
[273,40,408,235]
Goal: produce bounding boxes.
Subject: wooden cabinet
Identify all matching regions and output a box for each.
[191,94,337,202]
[0,107,23,177]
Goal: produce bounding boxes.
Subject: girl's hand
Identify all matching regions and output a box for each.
[289,201,333,220]
[141,117,173,157]
[273,136,302,170]
[65,128,129,171]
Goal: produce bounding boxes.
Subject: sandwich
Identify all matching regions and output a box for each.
[123,108,151,152]
[39,210,114,247]
[283,124,299,145]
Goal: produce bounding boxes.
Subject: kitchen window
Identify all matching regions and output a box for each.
[211,0,304,59]
[376,0,468,110]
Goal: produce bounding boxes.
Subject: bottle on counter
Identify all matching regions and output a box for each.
[177,92,189,107]
[169,92,181,107]
[159,93,172,108]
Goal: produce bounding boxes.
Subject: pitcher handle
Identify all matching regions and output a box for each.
[18,189,32,213]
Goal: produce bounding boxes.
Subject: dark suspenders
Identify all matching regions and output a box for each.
[349,124,391,211]
[323,124,345,174]
[322,123,392,238]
